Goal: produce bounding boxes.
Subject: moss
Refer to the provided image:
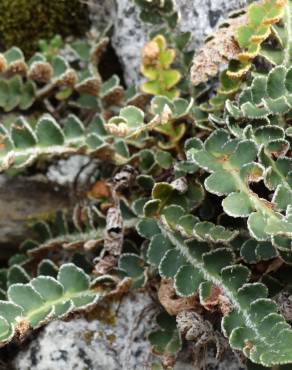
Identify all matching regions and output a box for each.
[0,0,90,56]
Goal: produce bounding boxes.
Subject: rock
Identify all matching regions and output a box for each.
[0,175,70,256]
[47,155,96,187]
[13,293,158,370]
[12,293,246,370]
[87,0,116,32]
[90,0,248,86]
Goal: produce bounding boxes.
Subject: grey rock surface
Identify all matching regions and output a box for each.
[13,293,246,370]
[13,293,157,370]
[0,175,70,254]
[90,0,248,86]
[47,155,96,186]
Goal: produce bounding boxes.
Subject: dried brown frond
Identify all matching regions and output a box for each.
[158,279,200,316]
[191,14,246,86]
[202,285,232,315]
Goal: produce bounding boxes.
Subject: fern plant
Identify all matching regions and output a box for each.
[141,35,181,99]
[0,0,292,369]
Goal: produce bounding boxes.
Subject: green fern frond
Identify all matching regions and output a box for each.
[228,0,288,78]
[0,113,126,171]
[0,263,106,345]
[138,213,292,367]
[187,130,292,241]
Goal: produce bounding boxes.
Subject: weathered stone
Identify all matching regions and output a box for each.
[90,0,248,86]
[0,175,70,256]
[13,293,158,370]
[12,293,246,370]
[47,155,95,186]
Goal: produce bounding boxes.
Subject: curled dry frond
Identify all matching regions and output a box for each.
[191,14,246,86]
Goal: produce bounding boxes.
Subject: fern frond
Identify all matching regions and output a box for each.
[187,130,292,241]
[0,114,120,171]
[260,0,292,67]
[138,215,292,367]
[228,0,288,78]
[226,65,292,120]
[0,263,106,346]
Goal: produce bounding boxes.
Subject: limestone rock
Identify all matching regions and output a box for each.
[13,293,158,370]
[12,293,246,370]
[47,155,96,186]
[0,175,70,255]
